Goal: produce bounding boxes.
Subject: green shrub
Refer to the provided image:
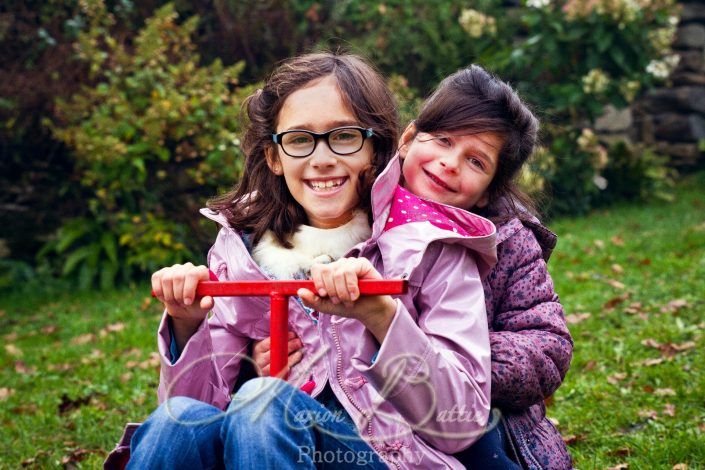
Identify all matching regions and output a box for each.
[460,0,681,215]
[45,3,251,288]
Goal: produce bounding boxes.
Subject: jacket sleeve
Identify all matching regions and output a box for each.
[489,226,573,411]
[353,243,491,454]
[156,230,250,410]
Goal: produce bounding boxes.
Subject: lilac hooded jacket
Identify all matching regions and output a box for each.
[155,157,498,469]
[482,213,574,469]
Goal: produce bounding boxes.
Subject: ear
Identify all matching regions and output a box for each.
[265,146,283,175]
[397,122,417,159]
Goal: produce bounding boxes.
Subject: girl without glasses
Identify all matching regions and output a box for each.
[122,52,497,469]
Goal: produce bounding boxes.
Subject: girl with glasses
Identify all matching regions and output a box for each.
[122,52,497,469]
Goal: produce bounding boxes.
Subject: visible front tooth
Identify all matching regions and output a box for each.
[326,180,334,188]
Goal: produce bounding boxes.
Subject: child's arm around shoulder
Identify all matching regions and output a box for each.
[489,223,573,410]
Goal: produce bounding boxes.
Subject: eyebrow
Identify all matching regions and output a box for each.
[281,119,360,132]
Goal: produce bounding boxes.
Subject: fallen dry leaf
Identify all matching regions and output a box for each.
[661,299,690,314]
[5,344,22,356]
[606,279,626,290]
[604,293,630,311]
[70,333,95,345]
[638,357,668,367]
[607,464,629,470]
[548,417,560,427]
[99,322,126,337]
[565,312,591,324]
[14,360,37,375]
[583,360,597,371]
[41,325,58,334]
[672,464,688,470]
[4,331,18,341]
[611,236,625,246]
[607,447,631,457]
[20,450,50,467]
[594,239,606,249]
[638,409,659,420]
[624,302,645,315]
[611,264,624,274]
[47,363,74,372]
[60,448,93,467]
[663,404,676,417]
[0,387,14,400]
[561,434,586,445]
[654,388,676,396]
[607,372,628,385]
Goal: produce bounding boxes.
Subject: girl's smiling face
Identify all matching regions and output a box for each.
[268,75,374,229]
[399,123,502,210]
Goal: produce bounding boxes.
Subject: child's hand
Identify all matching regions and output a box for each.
[298,258,397,342]
[252,331,304,377]
[151,262,214,327]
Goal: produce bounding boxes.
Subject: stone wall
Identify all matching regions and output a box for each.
[595,1,705,168]
[634,0,705,168]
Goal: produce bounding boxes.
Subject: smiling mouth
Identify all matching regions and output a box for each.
[423,169,455,192]
[306,177,348,192]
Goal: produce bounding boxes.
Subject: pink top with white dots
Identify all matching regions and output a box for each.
[383,185,471,236]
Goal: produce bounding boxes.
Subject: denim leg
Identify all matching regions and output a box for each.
[127,396,224,470]
[222,377,387,470]
[454,413,521,470]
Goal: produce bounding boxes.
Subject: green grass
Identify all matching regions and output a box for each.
[1,173,704,468]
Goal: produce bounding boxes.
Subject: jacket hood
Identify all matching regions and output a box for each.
[495,213,557,262]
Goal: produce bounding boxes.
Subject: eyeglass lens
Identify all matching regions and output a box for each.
[281,128,364,157]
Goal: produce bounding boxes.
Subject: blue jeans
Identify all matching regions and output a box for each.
[127,377,387,469]
[454,413,521,469]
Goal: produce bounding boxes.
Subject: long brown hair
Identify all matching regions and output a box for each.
[414,64,540,222]
[208,52,399,247]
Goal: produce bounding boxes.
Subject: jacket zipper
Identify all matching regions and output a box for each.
[331,322,401,470]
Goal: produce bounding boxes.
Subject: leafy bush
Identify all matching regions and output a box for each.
[45,3,251,288]
[459,0,681,215]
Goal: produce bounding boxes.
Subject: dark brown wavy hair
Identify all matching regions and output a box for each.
[208,52,399,247]
[413,64,540,223]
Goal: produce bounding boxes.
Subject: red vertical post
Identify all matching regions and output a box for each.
[269,292,289,378]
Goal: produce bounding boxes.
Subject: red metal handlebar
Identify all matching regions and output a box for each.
[152,280,408,377]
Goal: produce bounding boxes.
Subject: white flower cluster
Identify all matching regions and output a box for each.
[646,54,680,79]
[619,79,641,103]
[582,68,610,94]
[458,9,497,38]
[526,0,551,8]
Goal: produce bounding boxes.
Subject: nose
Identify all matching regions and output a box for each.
[308,139,338,167]
[438,151,460,173]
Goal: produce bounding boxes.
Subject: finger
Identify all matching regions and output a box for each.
[310,265,327,297]
[343,262,360,302]
[357,258,382,280]
[171,265,187,306]
[287,330,297,340]
[255,349,270,372]
[151,269,165,302]
[199,296,214,311]
[161,268,177,304]
[287,350,303,369]
[183,265,207,306]
[287,337,303,354]
[253,337,272,355]
[320,268,339,305]
[331,264,351,303]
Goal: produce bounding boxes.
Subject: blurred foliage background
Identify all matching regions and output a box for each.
[0,0,687,289]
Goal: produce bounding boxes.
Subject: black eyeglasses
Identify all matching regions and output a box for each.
[271,126,374,158]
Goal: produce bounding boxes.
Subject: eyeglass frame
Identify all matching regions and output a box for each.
[271,126,375,158]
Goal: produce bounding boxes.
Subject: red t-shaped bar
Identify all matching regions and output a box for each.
[156,280,408,377]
